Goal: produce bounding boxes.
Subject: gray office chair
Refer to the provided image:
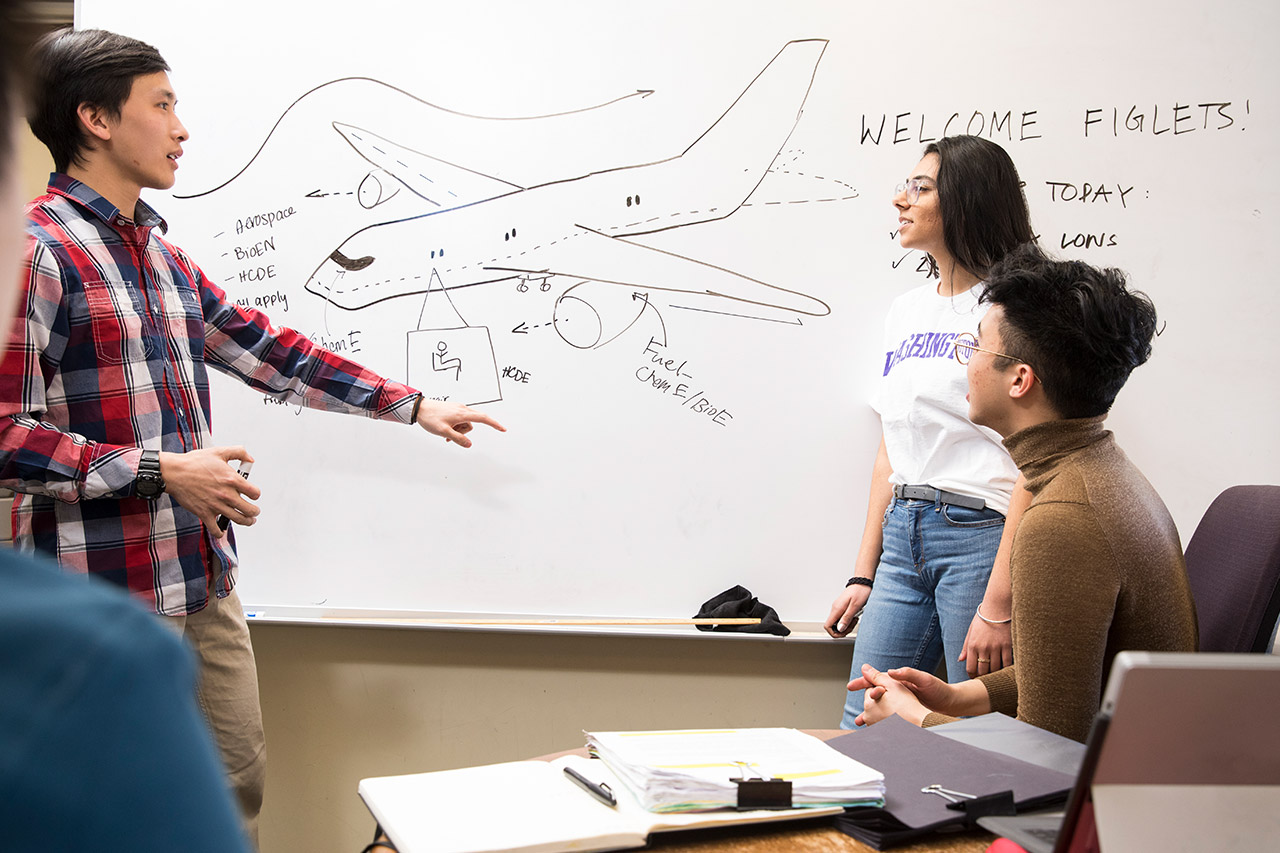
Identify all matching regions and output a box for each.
[1183,485,1280,653]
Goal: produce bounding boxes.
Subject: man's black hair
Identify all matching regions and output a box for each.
[980,243,1160,419]
[27,28,169,173]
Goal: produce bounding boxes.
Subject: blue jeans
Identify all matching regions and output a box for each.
[840,497,1005,729]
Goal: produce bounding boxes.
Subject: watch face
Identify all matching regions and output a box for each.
[136,475,164,498]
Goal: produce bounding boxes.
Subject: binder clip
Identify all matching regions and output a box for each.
[947,790,1016,820]
[731,761,793,810]
[922,783,1016,821]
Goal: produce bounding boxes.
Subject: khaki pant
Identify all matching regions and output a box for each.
[167,587,266,848]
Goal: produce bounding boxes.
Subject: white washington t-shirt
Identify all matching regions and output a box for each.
[871,281,1017,516]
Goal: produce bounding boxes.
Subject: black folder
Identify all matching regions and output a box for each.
[827,717,1075,849]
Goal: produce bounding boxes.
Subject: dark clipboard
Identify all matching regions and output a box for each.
[827,717,1075,849]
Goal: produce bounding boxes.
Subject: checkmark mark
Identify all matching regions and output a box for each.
[891,252,911,269]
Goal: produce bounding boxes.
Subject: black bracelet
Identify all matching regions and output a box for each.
[845,576,873,589]
[363,823,398,853]
[360,843,398,853]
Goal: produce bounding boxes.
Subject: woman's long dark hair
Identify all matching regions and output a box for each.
[923,135,1035,281]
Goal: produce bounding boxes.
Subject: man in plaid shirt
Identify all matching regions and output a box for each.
[0,28,504,843]
[1,8,251,851]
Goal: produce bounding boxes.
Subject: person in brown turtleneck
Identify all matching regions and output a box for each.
[847,244,1198,743]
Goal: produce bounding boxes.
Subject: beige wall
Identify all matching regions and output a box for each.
[19,123,53,202]
[16,10,57,198]
[251,623,852,852]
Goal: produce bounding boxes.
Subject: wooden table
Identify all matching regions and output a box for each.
[632,817,993,852]
[374,815,992,853]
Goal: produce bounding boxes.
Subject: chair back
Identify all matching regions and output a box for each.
[1184,485,1280,653]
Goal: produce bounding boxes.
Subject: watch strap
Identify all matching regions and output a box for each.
[136,449,166,499]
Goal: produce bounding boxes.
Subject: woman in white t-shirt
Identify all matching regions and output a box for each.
[826,135,1035,729]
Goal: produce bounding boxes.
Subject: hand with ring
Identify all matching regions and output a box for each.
[960,607,1013,677]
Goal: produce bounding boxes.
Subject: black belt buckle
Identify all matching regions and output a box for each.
[895,484,936,502]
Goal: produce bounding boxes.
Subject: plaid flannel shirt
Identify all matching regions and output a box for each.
[0,175,421,615]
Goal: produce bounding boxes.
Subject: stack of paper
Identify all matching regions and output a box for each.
[585,727,886,813]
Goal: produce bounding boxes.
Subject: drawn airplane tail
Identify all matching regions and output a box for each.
[686,39,826,156]
[656,39,827,225]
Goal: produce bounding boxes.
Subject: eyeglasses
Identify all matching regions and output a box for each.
[894,177,934,205]
[953,332,1022,366]
[953,332,1048,390]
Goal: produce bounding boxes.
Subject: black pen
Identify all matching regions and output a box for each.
[563,765,618,808]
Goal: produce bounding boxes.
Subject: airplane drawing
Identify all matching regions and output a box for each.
[304,39,839,351]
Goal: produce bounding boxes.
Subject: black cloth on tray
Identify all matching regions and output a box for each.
[693,585,790,636]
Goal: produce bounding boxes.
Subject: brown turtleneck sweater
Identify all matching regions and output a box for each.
[923,416,1198,742]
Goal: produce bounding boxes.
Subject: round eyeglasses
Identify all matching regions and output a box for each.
[894,177,934,205]
[953,332,1020,366]
[953,332,1045,389]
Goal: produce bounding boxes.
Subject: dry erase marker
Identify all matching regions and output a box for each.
[216,460,254,531]
[564,766,617,807]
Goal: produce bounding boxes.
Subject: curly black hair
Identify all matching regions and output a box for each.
[980,243,1160,418]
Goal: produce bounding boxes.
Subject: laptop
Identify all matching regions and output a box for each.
[979,651,1280,853]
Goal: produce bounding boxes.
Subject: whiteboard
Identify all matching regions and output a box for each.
[77,0,1280,625]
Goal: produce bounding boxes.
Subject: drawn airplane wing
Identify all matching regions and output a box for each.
[489,226,830,318]
[332,122,523,211]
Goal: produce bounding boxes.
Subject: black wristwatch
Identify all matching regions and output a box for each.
[135,449,166,500]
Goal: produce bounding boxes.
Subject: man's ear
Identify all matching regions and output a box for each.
[75,102,113,143]
[1007,363,1038,401]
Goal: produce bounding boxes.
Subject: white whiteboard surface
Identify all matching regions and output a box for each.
[77,1,1280,625]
